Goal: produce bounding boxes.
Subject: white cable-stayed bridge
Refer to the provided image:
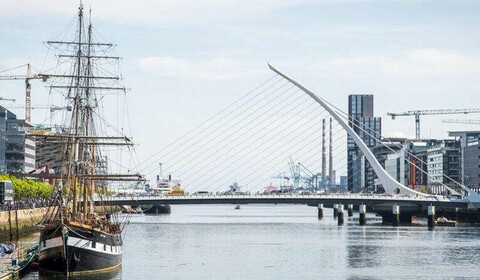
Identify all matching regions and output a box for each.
[120,64,480,225]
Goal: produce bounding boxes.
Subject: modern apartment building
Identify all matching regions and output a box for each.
[449,131,480,190]
[347,94,381,192]
[0,106,35,174]
[383,140,438,190]
[427,140,461,189]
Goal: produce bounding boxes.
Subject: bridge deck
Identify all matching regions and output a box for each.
[99,194,467,209]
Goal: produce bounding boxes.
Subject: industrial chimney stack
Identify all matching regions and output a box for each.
[322,118,326,183]
[329,117,333,186]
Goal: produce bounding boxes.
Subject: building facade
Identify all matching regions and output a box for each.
[448,131,480,189]
[427,140,461,191]
[0,106,35,174]
[347,94,381,192]
[382,140,436,190]
[463,142,480,189]
[33,126,64,174]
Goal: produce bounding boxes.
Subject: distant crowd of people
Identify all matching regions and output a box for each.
[0,198,53,211]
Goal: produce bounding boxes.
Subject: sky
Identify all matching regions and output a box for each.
[1,0,480,188]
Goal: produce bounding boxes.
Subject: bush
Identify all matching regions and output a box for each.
[0,175,55,200]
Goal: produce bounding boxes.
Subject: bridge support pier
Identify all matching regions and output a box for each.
[392,204,400,226]
[338,204,344,225]
[428,205,435,230]
[359,204,367,225]
[333,204,338,219]
[347,204,354,217]
[317,204,324,219]
[380,211,413,225]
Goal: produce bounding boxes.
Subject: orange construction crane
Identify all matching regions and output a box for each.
[0,64,49,122]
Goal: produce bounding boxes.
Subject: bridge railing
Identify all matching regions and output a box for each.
[107,192,455,202]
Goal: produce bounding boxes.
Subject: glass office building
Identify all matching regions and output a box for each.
[347,95,381,192]
[0,106,35,174]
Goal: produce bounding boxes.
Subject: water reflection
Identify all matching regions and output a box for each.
[34,268,121,280]
[18,205,480,279]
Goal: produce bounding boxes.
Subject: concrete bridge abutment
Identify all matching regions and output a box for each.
[333,204,338,219]
[347,204,354,217]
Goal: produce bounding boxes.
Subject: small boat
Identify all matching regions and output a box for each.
[235,205,241,210]
[436,217,457,227]
[0,243,39,279]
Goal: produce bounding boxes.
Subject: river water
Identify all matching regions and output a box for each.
[24,204,480,279]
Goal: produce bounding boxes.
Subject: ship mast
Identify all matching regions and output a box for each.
[71,2,84,217]
[31,2,144,223]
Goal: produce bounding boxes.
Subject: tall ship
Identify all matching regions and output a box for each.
[33,3,144,275]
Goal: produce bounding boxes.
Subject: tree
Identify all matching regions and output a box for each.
[0,175,54,200]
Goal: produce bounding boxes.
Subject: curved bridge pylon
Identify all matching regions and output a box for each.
[268,64,480,207]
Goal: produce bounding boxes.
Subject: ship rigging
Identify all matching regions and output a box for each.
[32,3,143,275]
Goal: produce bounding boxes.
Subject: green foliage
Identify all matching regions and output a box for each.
[97,189,115,196]
[0,175,55,200]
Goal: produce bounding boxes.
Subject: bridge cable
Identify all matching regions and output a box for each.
[181,99,328,191]
[190,110,339,193]
[132,74,283,171]
[140,78,292,178]
[159,84,299,175]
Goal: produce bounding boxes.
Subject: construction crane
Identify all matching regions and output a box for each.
[271,172,291,187]
[287,157,315,190]
[443,119,480,125]
[0,64,49,122]
[4,104,71,128]
[387,108,480,139]
[297,162,320,190]
[0,97,15,102]
[4,104,72,113]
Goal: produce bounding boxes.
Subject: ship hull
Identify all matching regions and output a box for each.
[38,223,122,275]
[142,204,171,214]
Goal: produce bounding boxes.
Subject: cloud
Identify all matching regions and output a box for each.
[328,48,480,77]
[0,0,329,26]
[136,56,263,81]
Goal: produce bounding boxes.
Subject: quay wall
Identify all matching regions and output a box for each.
[0,207,54,241]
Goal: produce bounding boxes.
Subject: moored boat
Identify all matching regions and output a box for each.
[0,242,39,279]
[436,217,457,227]
[31,2,144,276]
[38,220,122,274]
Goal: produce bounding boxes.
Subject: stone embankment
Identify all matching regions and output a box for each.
[0,206,121,241]
[0,207,53,241]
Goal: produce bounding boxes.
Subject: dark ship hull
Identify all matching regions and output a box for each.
[142,204,171,214]
[38,222,122,275]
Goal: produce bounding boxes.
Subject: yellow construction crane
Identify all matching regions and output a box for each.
[0,63,49,122]
[387,108,480,139]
